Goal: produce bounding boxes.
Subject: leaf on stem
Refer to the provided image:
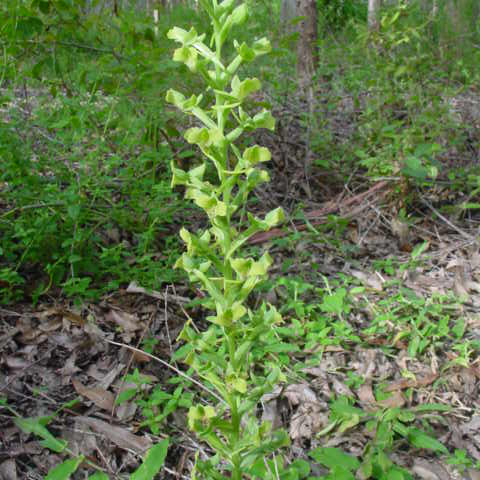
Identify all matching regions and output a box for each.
[167,26,204,46]
[188,405,216,432]
[231,76,261,102]
[185,127,224,149]
[230,252,272,280]
[185,189,227,218]
[173,46,198,72]
[165,90,202,112]
[242,145,271,166]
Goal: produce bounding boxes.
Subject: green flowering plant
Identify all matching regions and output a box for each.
[166,1,292,479]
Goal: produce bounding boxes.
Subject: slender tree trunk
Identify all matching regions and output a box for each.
[295,0,318,195]
[281,0,297,33]
[368,0,381,31]
[153,7,159,36]
[296,0,318,90]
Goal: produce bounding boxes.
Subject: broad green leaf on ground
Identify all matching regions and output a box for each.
[14,417,67,453]
[309,447,360,471]
[45,457,84,480]
[130,439,169,480]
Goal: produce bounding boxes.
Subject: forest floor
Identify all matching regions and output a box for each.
[1,86,480,480]
[2,179,480,479]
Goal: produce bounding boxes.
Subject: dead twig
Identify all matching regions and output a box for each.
[420,196,479,245]
[126,282,191,304]
[104,338,226,406]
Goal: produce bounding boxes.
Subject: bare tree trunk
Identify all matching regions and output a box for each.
[368,0,381,31]
[281,0,297,33]
[295,0,318,195]
[153,7,159,36]
[296,0,318,90]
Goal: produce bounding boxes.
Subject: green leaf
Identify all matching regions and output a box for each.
[251,110,275,131]
[243,145,271,166]
[167,26,202,46]
[39,1,51,14]
[407,428,448,454]
[461,202,480,210]
[45,456,84,480]
[452,318,465,339]
[264,207,285,227]
[289,459,310,478]
[231,76,261,101]
[198,0,215,17]
[412,403,451,413]
[327,467,356,480]
[115,388,137,405]
[14,417,67,453]
[87,473,109,480]
[402,156,429,181]
[230,4,248,25]
[16,17,44,38]
[130,439,169,480]
[234,340,252,366]
[173,46,198,72]
[192,270,224,305]
[330,397,364,418]
[411,241,428,260]
[309,447,360,471]
[320,288,347,315]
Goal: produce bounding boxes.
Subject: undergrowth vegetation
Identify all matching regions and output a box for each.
[1,0,479,302]
[1,0,480,479]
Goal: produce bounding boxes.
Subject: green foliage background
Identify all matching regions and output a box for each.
[1,0,479,303]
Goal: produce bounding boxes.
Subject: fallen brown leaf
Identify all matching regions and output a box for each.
[72,378,115,411]
[0,459,17,480]
[377,391,405,408]
[105,310,141,333]
[384,372,437,392]
[4,356,30,369]
[77,416,152,454]
[356,383,376,407]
